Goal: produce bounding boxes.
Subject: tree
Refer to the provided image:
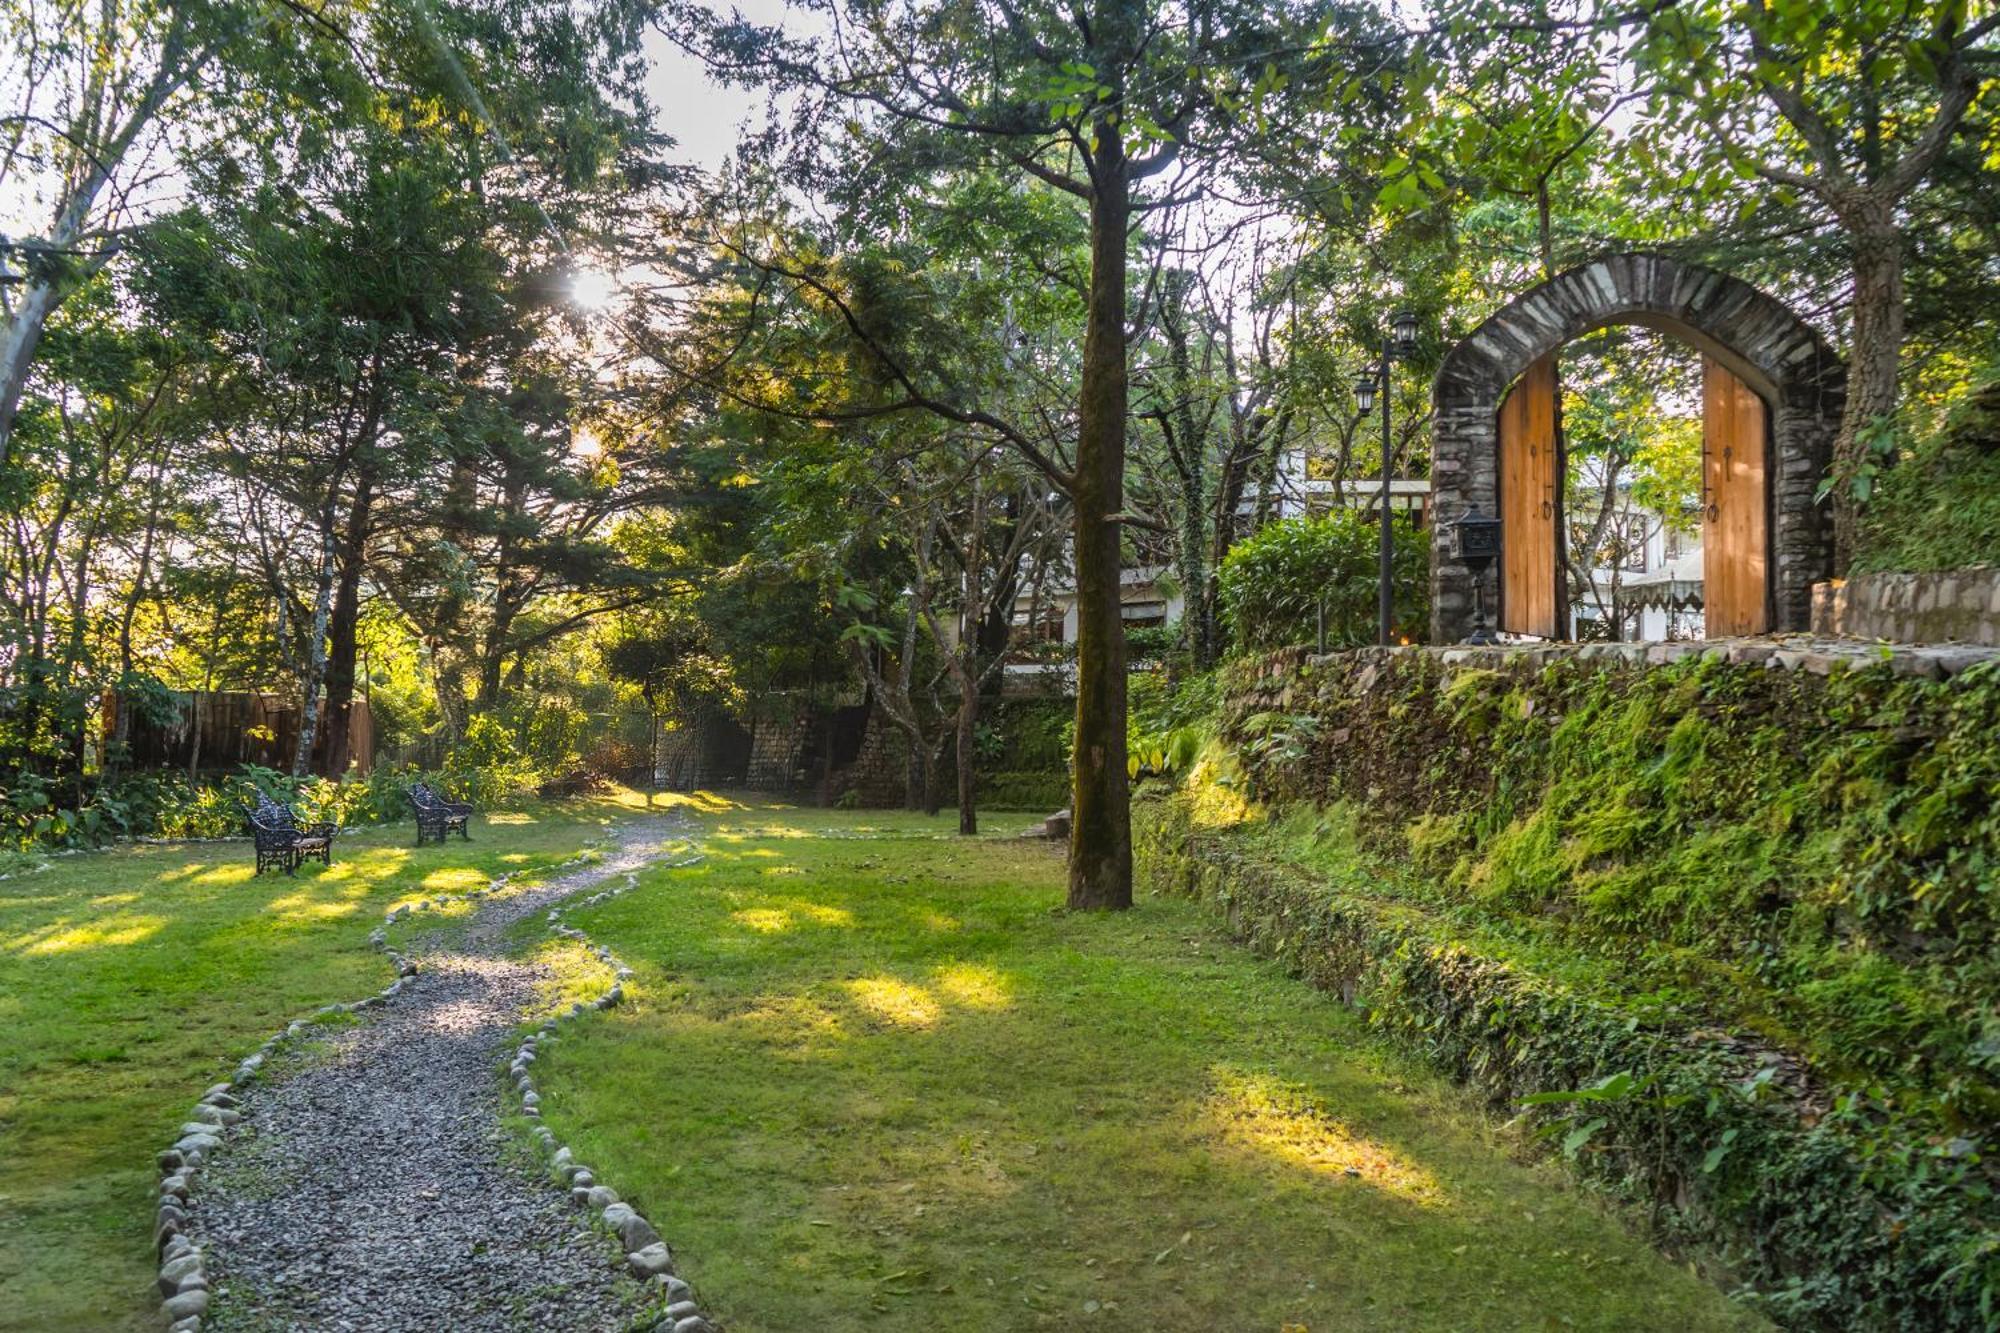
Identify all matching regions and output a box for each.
[121,0,660,772]
[1635,0,2000,570]
[0,0,239,465]
[665,0,1383,907]
[1557,327,1702,633]
[0,277,207,793]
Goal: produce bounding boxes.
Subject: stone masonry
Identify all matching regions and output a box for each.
[1430,253,1846,643]
[1813,570,2000,647]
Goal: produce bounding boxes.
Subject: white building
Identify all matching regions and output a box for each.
[994,448,1705,660]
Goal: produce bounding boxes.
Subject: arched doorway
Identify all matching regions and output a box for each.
[1431,254,1845,643]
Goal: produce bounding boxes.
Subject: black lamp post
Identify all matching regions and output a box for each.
[1355,308,1422,646]
[1451,506,1503,644]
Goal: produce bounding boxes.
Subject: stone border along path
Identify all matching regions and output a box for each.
[520,846,712,1333]
[153,816,719,1333]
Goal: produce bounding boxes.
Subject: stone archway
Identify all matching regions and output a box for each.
[1430,253,1845,643]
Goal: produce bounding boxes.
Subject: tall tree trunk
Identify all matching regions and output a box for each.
[922,739,942,817]
[977,493,1024,693]
[1834,216,1904,574]
[433,647,471,748]
[956,669,978,835]
[0,283,57,467]
[66,539,92,807]
[293,512,339,777]
[319,467,376,776]
[818,705,835,808]
[957,480,984,835]
[1067,117,1133,911]
[476,594,520,711]
[1163,278,1212,667]
[906,737,926,812]
[113,448,173,762]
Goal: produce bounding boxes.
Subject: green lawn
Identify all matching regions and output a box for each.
[0,794,641,1333]
[538,798,1762,1333]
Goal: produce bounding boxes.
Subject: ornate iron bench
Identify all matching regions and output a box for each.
[245,793,338,875]
[407,782,473,845]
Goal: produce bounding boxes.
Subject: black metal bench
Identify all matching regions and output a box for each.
[407,782,473,845]
[245,793,338,875]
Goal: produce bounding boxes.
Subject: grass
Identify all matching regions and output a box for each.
[0,791,649,1333]
[537,797,1762,1332]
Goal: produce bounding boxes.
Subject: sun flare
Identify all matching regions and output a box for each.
[569,267,618,311]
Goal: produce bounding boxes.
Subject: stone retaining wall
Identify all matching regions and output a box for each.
[1812,570,2000,646]
[1299,630,1999,686]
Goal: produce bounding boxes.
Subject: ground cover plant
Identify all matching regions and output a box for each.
[0,795,640,1332]
[1185,648,2000,1327]
[529,797,1758,1331]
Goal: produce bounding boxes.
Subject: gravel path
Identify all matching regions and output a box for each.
[191,817,690,1332]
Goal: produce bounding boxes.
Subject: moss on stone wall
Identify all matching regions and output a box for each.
[1134,645,2000,1329]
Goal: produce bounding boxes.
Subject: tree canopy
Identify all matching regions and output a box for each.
[3,0,1995,881]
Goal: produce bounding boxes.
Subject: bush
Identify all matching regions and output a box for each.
[1856,368,2000,573]
[982,698,1071,771]
[1124,621,1180,665]
[0,754,542,854]
[1218,510,1428,651]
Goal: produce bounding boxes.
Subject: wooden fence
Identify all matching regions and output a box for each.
[108,692,376,775]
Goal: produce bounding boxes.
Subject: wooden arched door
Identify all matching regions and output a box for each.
[1701,358,1770,636]
[1499,354,1561,638]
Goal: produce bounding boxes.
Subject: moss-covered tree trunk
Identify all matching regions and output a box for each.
[1067,103,1133,911]
[1834,212,1904,574]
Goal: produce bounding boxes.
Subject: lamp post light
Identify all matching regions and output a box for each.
[1450,506,1504,645]
[1355,308,1423,646]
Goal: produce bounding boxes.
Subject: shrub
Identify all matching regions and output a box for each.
[1124,621,1180,665]
[1218,510,1428,651]
[0,754,543,854]
[982,698,1072,772]
[1855,366,2000,573]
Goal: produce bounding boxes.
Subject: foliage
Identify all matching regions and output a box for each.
[1218,510,1428,651]
[975,769,1070,811]
[1855,367,2000,573]
[0,754,546,854]
[1123,622,1181,665]
[978,698,1072,774]
[1174,647,2000,1328]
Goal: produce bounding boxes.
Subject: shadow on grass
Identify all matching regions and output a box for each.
[536,812,1763,1333]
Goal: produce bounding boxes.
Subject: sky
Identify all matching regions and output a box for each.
[643,0,808,172]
